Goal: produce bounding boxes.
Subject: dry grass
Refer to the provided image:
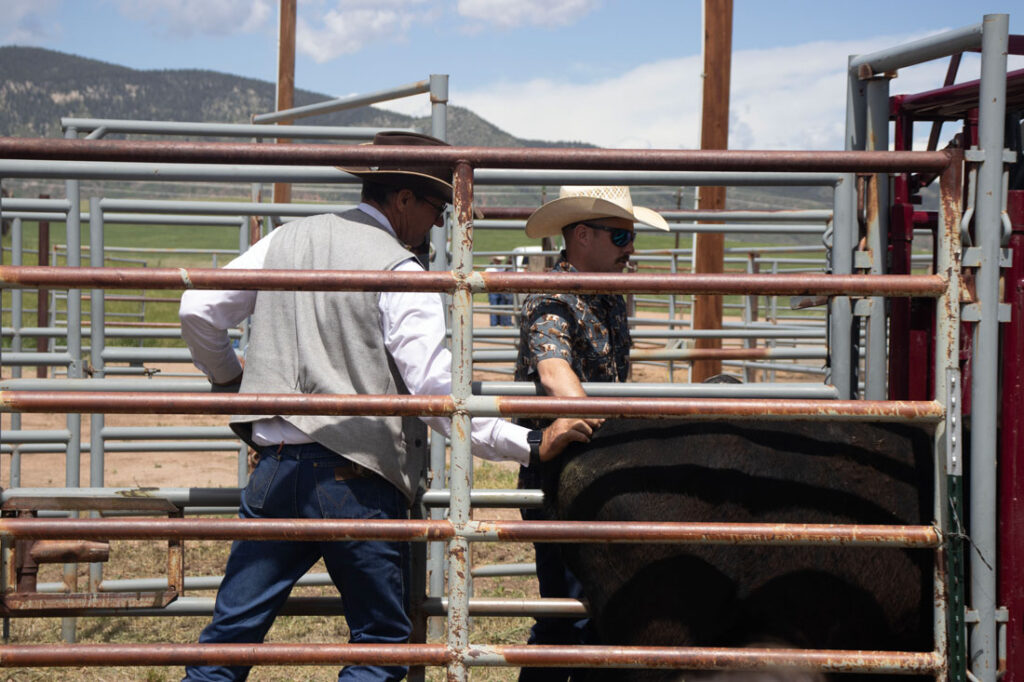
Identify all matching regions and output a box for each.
[1,461,535,681]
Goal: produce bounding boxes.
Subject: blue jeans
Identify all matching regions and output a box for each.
[489,292,514,326]
[184,443,411,682]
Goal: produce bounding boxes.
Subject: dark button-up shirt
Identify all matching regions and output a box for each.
[514,255,631,429]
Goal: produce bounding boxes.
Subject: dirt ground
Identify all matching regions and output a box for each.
[0,311,690,492]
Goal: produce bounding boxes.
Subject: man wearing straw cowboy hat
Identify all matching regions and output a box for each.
[514,185,669,682]
[179,132,600,682]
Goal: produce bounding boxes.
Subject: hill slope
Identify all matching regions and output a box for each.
[0,45,589,148]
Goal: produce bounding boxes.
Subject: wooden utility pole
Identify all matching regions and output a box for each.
[691,0,732,382]
[273,0,296,206]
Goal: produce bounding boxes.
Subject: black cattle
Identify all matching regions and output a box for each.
[542,418,936,681]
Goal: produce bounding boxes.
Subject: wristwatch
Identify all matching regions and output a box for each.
[526,429,543,463]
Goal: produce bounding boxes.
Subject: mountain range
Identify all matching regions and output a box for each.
[0,45,592,148]
[0,45,830,214]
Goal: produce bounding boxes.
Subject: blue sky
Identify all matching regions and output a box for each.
[5,1,1022,150]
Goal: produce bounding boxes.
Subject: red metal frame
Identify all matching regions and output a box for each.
[888,53,1024,682]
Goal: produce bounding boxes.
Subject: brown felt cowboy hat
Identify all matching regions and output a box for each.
[338,131,453,202]
[525,185,670,238]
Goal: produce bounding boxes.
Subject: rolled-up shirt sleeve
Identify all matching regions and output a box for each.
[381,259,529,465]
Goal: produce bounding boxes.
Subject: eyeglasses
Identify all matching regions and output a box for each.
[581,222,636,247]
[416,194,448,219]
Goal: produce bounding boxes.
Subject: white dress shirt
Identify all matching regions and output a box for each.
[179,203,530,465]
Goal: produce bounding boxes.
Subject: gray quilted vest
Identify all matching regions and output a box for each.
[231,209,423,501]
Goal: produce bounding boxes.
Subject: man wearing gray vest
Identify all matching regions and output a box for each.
[179,132,598,682]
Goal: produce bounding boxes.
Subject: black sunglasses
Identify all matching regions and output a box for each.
[416,194,448,219]
[581,222,636,247]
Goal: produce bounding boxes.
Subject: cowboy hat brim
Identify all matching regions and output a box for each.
[524,196,670,238]
[339,168,454,203]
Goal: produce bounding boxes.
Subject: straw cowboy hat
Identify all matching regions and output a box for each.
[524,185,670,238]
[338,131,454,202]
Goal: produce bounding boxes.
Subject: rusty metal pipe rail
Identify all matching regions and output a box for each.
[0,392,945,422]
[0,642,944,674]
[0,518,941,548]
[0,137,953,173]
[0,266,947,298]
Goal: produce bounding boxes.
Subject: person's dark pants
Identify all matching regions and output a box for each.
[489,292,514,326]
[518,464,596,682]
[183,443,411,682]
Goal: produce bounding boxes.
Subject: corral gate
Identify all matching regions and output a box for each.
[0,13,1016,682]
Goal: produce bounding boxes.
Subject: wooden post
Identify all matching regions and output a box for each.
[273,0,296,206]
[691,0,732,382]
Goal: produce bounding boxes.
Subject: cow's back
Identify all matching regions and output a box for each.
[544,419,935,681]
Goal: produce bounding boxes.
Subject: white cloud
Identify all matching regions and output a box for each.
[456,0,599,29]
[383,30,1024,151]
[116,0,272,37]
[296,0,432,63]
[2,0,61,44]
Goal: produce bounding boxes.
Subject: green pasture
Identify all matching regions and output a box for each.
[2,214,830,352]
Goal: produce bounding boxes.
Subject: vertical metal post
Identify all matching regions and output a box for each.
[864,76,890,399]
[9,216,23,488]
[88,199,106,593]
[427,72,451,642]
[62,127,82,644]
[835,53,869,400]
[969,14,1008,682]
[237,216,251,487]
[446,161,474,682]
[936,151,965,682]
[35,198,50,378]
[830,175,857,398]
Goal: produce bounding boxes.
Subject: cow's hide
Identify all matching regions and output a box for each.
[542,419,935,681]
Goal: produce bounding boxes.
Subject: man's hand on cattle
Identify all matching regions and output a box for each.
[538,417,603,462]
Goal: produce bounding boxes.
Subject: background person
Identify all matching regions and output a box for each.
[485,255,514,325]
[513,185,669,682]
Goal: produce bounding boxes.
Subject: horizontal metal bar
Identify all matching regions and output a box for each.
[0,643,943,674]
[0,391,454,416]
[0,392,944,422]
[479,645,944,674]
[473,347,828,363]
[102,348,193,363]
[0,518,451,542]
[0,642,448,668]
[0,518,940,547]
[471,562,537,578]
[659,209,833,222]
[0,266,949,297]
[0,379,215,392]
[474,169,847,186]
[849,22,982,74]
[0,159,357,182]
[98,198,354,216]
[421,489,543,508]
[1,353,73,366]
[0,430,72,444]
[252,79,431,124]
[0,138,953,173]
[475,219,828,234]
[472,381,840,400]
[0,487,241,508]
[1,441,240,455]
[0,198,71,211]
[62,117,394,140]
[0,594,583,619]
